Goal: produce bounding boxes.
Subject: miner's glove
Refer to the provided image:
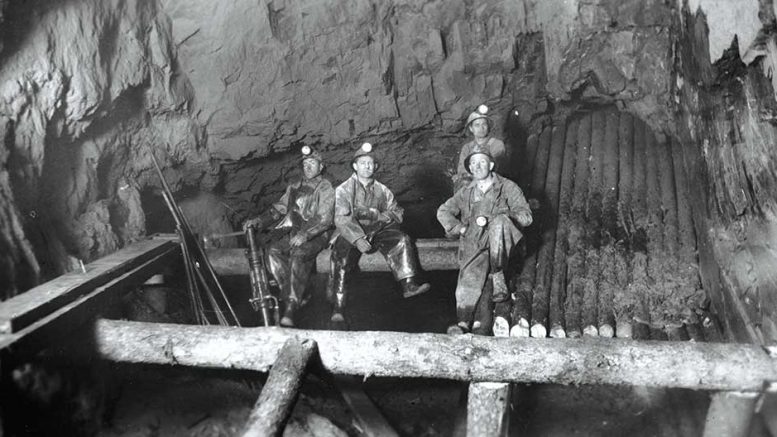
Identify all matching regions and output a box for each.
[354,207,379,221]
[354,238,373,253]
[516,211,533,227]
[242,217,263,231]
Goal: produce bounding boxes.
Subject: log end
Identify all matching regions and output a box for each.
[599,324,615,338]
[549,325,567,339]
[510,319,530,338]
[615,320,633,339]
[583,325,599,337]
[530,324,547,338]
[493,317,511,338]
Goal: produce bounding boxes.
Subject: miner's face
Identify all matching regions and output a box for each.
[469,118,489,139]
[353,156,376,179]
[302,158,323,179]
[469,154,494,181]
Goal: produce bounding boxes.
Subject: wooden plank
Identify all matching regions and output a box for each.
[0,245,181,353]
[335,376,400,437]
[93,319,777,391]
[207,238,460,276]
[241,338,317,437]
[467,382,510,437]
[0,237,177,334]
[703,391,758,437]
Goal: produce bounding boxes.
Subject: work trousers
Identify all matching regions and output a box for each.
[328,225,421,301]
[456,215,523,327]
[265,232,329,303]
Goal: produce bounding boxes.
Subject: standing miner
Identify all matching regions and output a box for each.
[243,146,334,327]
[437,147,532,335]
[328,142,431,323]
[452,104,508,193]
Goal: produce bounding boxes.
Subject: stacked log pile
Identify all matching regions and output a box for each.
[510,108,707,339]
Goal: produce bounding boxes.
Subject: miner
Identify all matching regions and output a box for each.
[437,147,532,335]
[328,142,431,323]
[242,145,334,327]
[452,104,508,192]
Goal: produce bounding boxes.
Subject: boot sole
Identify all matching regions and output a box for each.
[402,283,431,299]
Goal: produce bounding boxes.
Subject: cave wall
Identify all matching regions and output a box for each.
[0,0,679,297]
[674,0,777,344]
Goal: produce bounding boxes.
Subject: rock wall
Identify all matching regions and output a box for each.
[674,0,777,344]
[0,0,197,297]
[0,0,679,297]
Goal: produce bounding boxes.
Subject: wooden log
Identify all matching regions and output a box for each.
[564,113,593,339]
[532,124,565,338]
[615,113,635,336]
[597,111,620,338]
[581,111,606,336]
[527,122,553,337]
[703,391,759,437]
[334,376,400,437]
[241,337,317,437]
[207,238,460,276]
[0,245,181,353]
[547,118,579,338]
[644,131,663,321]
[467,382,510,437]
[0,237,178,334]
[658,138,679,259]
[92,319,777,391]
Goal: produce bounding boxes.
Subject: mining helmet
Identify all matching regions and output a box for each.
[466,104,492,128]
[352,142,377,165]
[463,146,495,174]
[300,145,323,163]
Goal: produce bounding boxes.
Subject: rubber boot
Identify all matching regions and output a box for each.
[400,276,431,299]
[330,267,347,323]
[280,299,298,327]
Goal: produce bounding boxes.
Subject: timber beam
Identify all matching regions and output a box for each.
[0,239,181,353]
[93,319,777,392]
[206,238,459,275]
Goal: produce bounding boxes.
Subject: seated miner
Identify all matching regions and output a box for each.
[437,147,532,335]
[452,104,508,193]
[328,142,431,323]
[242,145,334,327]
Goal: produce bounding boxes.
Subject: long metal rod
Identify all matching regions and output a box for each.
[150,151,241,327]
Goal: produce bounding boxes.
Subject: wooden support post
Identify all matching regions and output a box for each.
[467,382,510,437]
[93,319,777,391]
[241,337,317,437]
[703,391,758,437]
[533,124,565,338]
[527,125,553,338]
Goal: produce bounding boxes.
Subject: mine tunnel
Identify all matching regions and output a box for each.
[1,0,777,436]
